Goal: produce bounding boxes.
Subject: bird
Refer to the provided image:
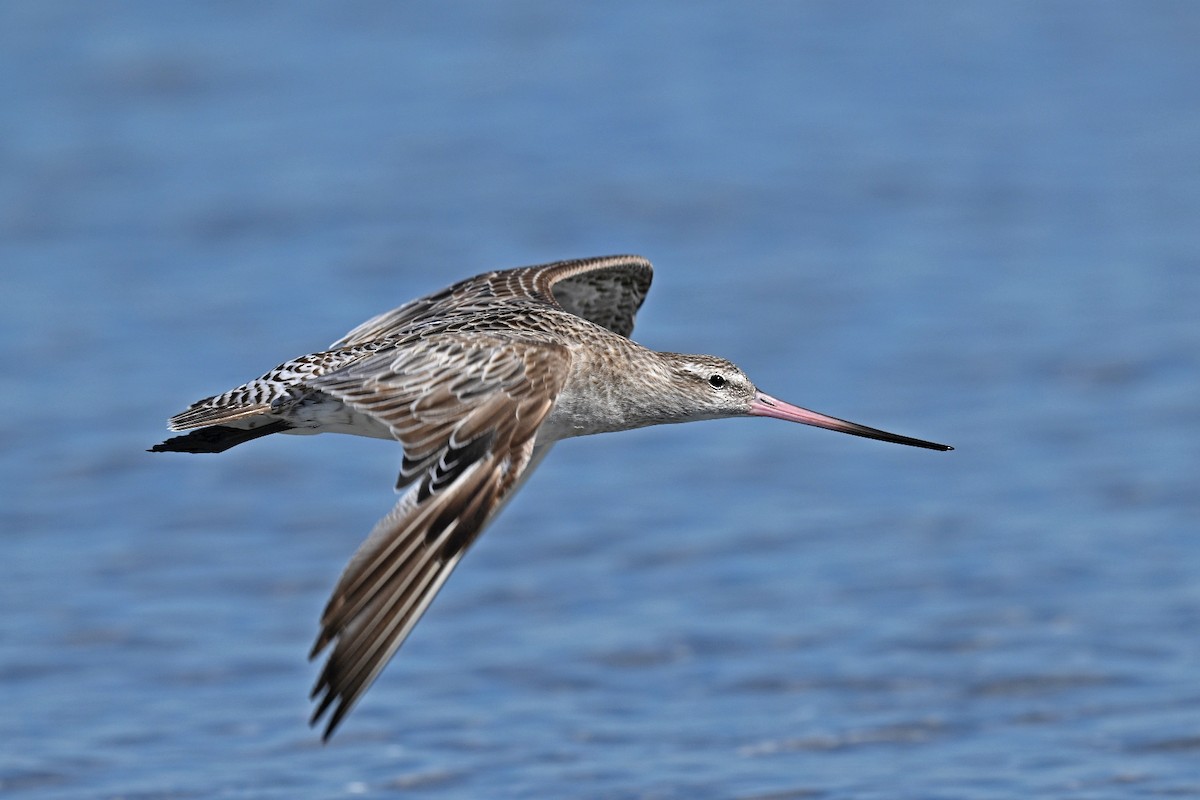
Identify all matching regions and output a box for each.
[151,254,952,740]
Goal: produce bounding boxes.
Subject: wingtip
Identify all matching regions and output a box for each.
[308,642,324,663]
[309,690,349,742]
[310,688,335,725]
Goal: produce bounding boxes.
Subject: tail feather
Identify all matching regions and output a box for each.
[169,401,274,431]
[149,420,293,454]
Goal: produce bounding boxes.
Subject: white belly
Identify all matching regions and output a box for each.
[284,396,395,440]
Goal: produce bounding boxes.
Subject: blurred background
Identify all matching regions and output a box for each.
[3,3,1198,798]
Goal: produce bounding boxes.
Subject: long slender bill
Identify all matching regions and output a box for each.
[749,392,953,451]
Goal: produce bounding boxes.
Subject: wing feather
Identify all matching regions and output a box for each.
[306,334,571,739]
[331,255,653,347]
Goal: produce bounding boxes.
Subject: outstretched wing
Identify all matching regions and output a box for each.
[526,254,653,338]
[332,255,654,346]
[306,334,572,739]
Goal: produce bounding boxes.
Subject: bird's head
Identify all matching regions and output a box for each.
[659,352,953,451]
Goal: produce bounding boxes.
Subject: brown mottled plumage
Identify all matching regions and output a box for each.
[152,255,951,740]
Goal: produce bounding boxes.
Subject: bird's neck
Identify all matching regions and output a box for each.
[539,347,691,442]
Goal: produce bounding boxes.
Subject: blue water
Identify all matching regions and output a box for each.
[4,3,1199,797]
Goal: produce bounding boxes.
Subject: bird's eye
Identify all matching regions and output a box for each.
[708,374,727,389]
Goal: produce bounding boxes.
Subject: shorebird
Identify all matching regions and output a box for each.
[152,255,951,739]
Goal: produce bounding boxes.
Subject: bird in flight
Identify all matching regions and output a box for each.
[152,255,952,739]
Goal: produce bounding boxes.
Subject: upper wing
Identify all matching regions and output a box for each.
[533,254,653,338]
[305,334,571,739]
[331,255,654,347]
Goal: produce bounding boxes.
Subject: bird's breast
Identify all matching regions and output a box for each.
[538,362,659,442]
